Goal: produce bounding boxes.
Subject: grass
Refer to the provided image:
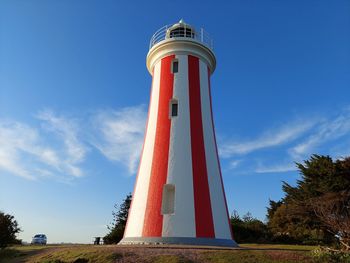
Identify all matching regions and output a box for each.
[150,255,193,263]
[0,245,57,263]
[25,246,123,263]
[200,250,312,263]
[0,244,319,263]
[239,243,317,251]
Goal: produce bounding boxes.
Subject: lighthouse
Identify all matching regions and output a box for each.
[120,20,237,247]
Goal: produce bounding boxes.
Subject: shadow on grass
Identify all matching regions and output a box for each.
[151,254,194,263]
[0,246,50,263]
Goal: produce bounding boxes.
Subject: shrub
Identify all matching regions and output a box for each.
[0,211,21,248]
[311,247,350,263]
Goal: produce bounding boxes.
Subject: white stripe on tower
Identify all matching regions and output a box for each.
[124,62,162,237]
[162,55,196,238]
[199,60,231,239]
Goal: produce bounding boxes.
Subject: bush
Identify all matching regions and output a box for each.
[231,211,270,243]
[311,247,350,263]
[0,211,21,248]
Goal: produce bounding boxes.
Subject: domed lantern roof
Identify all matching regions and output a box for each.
[166,19,195,39]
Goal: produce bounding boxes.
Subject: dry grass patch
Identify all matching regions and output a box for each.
[0,244,318,263]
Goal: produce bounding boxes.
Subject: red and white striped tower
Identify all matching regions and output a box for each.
[120,20,237,247]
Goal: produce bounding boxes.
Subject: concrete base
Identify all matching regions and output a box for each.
[118,237,238,247]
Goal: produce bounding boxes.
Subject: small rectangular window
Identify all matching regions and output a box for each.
[169,99,178,117]
[172,60,178,73]
[161,184,175,215]
[172,102,178,117]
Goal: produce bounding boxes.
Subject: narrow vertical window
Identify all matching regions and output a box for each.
[171,59,178,73]
[161,184,175,215]
[169,99,178,117]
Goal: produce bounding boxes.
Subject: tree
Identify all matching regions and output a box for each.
[230,211,270,243]
[0,211,21,248]
[103,193,132,244]
[266,199,283,222]
[311,191,350,250]
[267,155,350,245]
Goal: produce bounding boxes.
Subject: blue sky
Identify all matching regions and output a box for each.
[1,0,349,243]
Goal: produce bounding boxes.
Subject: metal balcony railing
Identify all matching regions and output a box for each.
[149,24,214,51]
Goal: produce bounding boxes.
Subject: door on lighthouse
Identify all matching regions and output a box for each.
[162,184,175,215]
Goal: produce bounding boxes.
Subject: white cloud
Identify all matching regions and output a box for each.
[37,110,87,164]
[290,110,350,158]
[228,159,242,169]
[220,107,350,175]
[40,149,60,168]
[0,120,57,180]
[0,111,87,180]
[35,168,55,178]
[90,105,147,174]
[36,110,88,177]
[0,148,35,180]
[254,163,297,174]
[0,106,147,181]
[220,118,317,157]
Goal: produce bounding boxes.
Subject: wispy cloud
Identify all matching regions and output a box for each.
[254,163,297,174]
[220,107,350,174]
[90,106,146,174]
[0,120,59,180]
[289,109,350,158]
[228,159,242,169]
[220,118,318,157]
[37,110,88,177]
[0,105,147,181]
[0,111,87,180]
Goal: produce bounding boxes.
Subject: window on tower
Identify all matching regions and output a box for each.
[169,99,178,117]
[172,60,178,73]
[161,184,175,215]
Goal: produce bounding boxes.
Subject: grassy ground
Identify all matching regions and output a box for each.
[0,244,317,263]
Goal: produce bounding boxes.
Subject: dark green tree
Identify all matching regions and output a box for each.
[103,193,132,244]
[266,199,283,222]
[230,211,270,243]
[0,211,21,248]
[267,155,350,245]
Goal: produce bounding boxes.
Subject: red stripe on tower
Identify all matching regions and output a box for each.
[188,55,215,238]
[142,55,175,237]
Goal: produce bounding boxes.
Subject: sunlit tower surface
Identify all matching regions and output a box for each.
[120,20,237,247]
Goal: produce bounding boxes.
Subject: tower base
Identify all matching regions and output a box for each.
[118,237,238,247]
